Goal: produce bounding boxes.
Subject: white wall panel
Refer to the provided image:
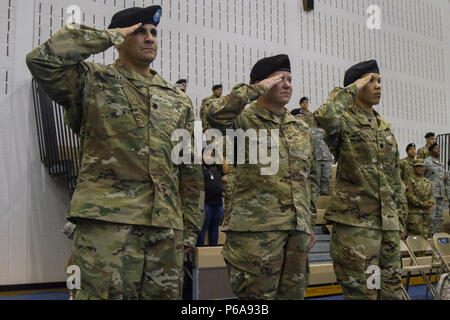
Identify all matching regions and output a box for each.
[0,0,449,285]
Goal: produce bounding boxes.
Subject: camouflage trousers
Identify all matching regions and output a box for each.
[67,219,184,300]
[407,212,430,239]
[430,198,445,235]
[316,160,332,195]
[330,223,402,300]
[222,230,310,300]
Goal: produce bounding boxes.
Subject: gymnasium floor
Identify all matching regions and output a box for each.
[0,285,434,300]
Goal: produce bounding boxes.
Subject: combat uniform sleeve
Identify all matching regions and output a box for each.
[393,150,407,233]
[313,84,358,158]
[309,134,319,229]
[179,103,205,248]
[427,186,435,208]
[206,83,268,131]
[25,24,124,133]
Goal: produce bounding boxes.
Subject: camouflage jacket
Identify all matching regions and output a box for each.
[302,108,316,128]
[406,175,434,215]
[417,145,430,160]
[26,24,204,247]
[206,84,318,234]
[424,157,446,198]
[200,95,217,131]
[314,84,406,232]
[399,157,415,185]
[311,127,333,162]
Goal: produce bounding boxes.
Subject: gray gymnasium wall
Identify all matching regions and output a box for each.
[0,0,448,285]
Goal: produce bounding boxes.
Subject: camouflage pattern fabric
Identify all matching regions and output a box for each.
[406,175,434,238]
[424,157,446,234]
[330,222,402,300]
[67,219,183,300]
[314,84,406,233]
[312,127,333,195]
[399,157,415,185]
[206,83,318,234]
[26,24,204,248]
[301,108,316,128]
[222,230,310,300]
[424,157,446,198]
[429,198,446,235]
[417,145,431,160]
[200,95,217,131]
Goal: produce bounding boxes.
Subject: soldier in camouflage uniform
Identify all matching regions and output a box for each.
[399,143,416,185]
[26,6,204,300]
[311,126,333,195]
[206,54,318,300]
[314,60,406,300]
[406,159,434,239]
[424,144,448,235]
[417,133,436,160]
[299,97,315,128]
[200,84,223,131]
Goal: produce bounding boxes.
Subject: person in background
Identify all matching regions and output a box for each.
[176,79,187,93]
[197,148,227,247]
[299,97,315,127]
[406,159,434,239]
[424,143,448,235]
[417,133,436,160]
[399,143,416,185]
[200,84,223,131]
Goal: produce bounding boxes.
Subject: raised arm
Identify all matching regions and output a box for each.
[206,74,282,131]
[26,23,140,132]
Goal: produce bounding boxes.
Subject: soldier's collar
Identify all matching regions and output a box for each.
[349,104,391,130]
[248,102,288,124]
[113,59,173,90]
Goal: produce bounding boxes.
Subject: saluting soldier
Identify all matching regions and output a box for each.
[207,54,318,300]
[406,159,434,239]
[26,6,204,300]
[200,84,223,131]
[399,143,416,185]
[314,60,406,300]
[424,144,448,235]
[417,133,436,160]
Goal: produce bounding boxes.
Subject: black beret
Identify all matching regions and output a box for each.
[428,143,439,152]
[250,54,291,84]
[344,60,380,87]
[212,84,223,91]
[406,143,416,151]
[300,97,309,104]
[176,79,187,84]
[108,5,162,29]
[425,132,435,139]
[290,108,303,116]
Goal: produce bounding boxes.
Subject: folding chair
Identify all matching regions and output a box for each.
[433,233,450,272]
[402,236,442,298]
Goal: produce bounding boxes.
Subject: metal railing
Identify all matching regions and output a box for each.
[31,79,81,190]
[437,133,449,172]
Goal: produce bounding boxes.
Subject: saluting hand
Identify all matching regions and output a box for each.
[354,73,373,91]
[114,22,143,38]
[259,73,283,91]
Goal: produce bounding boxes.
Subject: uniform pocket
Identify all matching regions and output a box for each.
[67,251,111,300]
[91,83,144,138]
